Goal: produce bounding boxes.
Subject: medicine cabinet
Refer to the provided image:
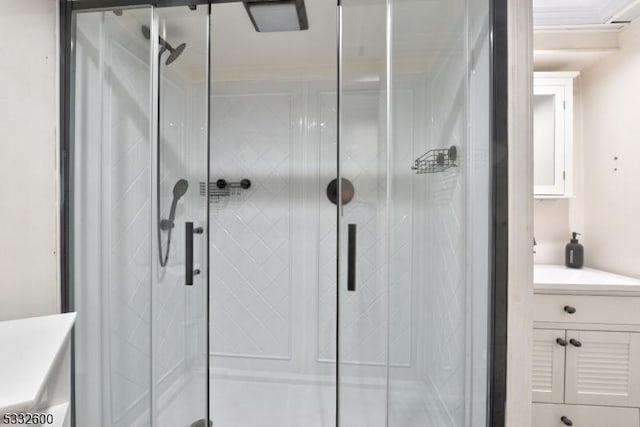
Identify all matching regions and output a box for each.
[533,71,579,198]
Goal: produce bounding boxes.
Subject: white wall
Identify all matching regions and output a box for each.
[0,0,60,321]
[533,200,569,263]
[581,19,640,278]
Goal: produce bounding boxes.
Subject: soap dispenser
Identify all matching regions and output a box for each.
[565,232,584,269]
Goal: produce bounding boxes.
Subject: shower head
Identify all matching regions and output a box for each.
[173,179,189,199]
[165,42,186,65]
[141,25,187,66]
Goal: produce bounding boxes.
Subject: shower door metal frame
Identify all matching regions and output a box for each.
[59,0,509,426]
[489,0,509,424]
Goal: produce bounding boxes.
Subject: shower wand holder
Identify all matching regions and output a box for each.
[160,219,174,231]
[411,145,458,174]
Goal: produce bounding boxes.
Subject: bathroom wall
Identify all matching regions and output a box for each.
[580,19,640,278]
[533,200,571,263]
[0,0,60,321]
[207,78,417,381]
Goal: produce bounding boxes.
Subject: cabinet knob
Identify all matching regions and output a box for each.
[556,338,568,347]
[560,416,573,426]
[564,305,577,314]
[569,338,582,348]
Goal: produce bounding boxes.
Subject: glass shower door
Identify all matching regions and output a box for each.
[72,8,157,426]
[70,5,210,426]
[337,1,390,426]
[153,6,210,427]
[338,0,493,426]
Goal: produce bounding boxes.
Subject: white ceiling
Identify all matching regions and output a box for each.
[118,1,485,80]
[533,0,640,28]
[208,0,466,72]
[210,1,337,69]
[155,0,470,78]
[533,30,619,71]
[98,0,640,78]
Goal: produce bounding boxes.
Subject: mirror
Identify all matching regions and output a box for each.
[533,94,556,187]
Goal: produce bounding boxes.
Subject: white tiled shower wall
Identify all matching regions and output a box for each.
[207,80,415,378]
[207,56,488,427]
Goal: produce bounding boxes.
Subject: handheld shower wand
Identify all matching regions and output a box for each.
[160,179,189,231]
[158,179,189,267]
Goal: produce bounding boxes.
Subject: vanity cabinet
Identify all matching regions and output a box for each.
[533,72,579,198]
[534,328,640,407]
[533,294,640,426]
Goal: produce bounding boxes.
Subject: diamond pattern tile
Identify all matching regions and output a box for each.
[210,93,293,359]
[317,90,414,367]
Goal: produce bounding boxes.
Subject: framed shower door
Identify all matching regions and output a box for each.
[337,0,497,426]
[68,4,210,426]
[153,6,210,427]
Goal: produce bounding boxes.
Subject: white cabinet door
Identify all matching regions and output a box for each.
[533,329,566,403]
[565,330,640,407]
[533,403,640,427]
[533,72,577,198]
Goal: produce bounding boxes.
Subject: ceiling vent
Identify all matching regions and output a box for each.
[243,0,309,32]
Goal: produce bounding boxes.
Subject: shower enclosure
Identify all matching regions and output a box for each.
[61,0,506,426]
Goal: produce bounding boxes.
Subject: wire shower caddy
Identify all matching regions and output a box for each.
[411,145,458,174]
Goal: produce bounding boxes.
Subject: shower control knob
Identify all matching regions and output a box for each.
[560,416,573,426]
[326,178,355,205]
[564,305,577,314]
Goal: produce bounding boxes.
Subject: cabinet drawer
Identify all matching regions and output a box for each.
[533,403,639,427]
[534,295,640,325]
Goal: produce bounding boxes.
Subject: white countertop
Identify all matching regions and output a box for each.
[534,264,640,294]
[0,313,76,413]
